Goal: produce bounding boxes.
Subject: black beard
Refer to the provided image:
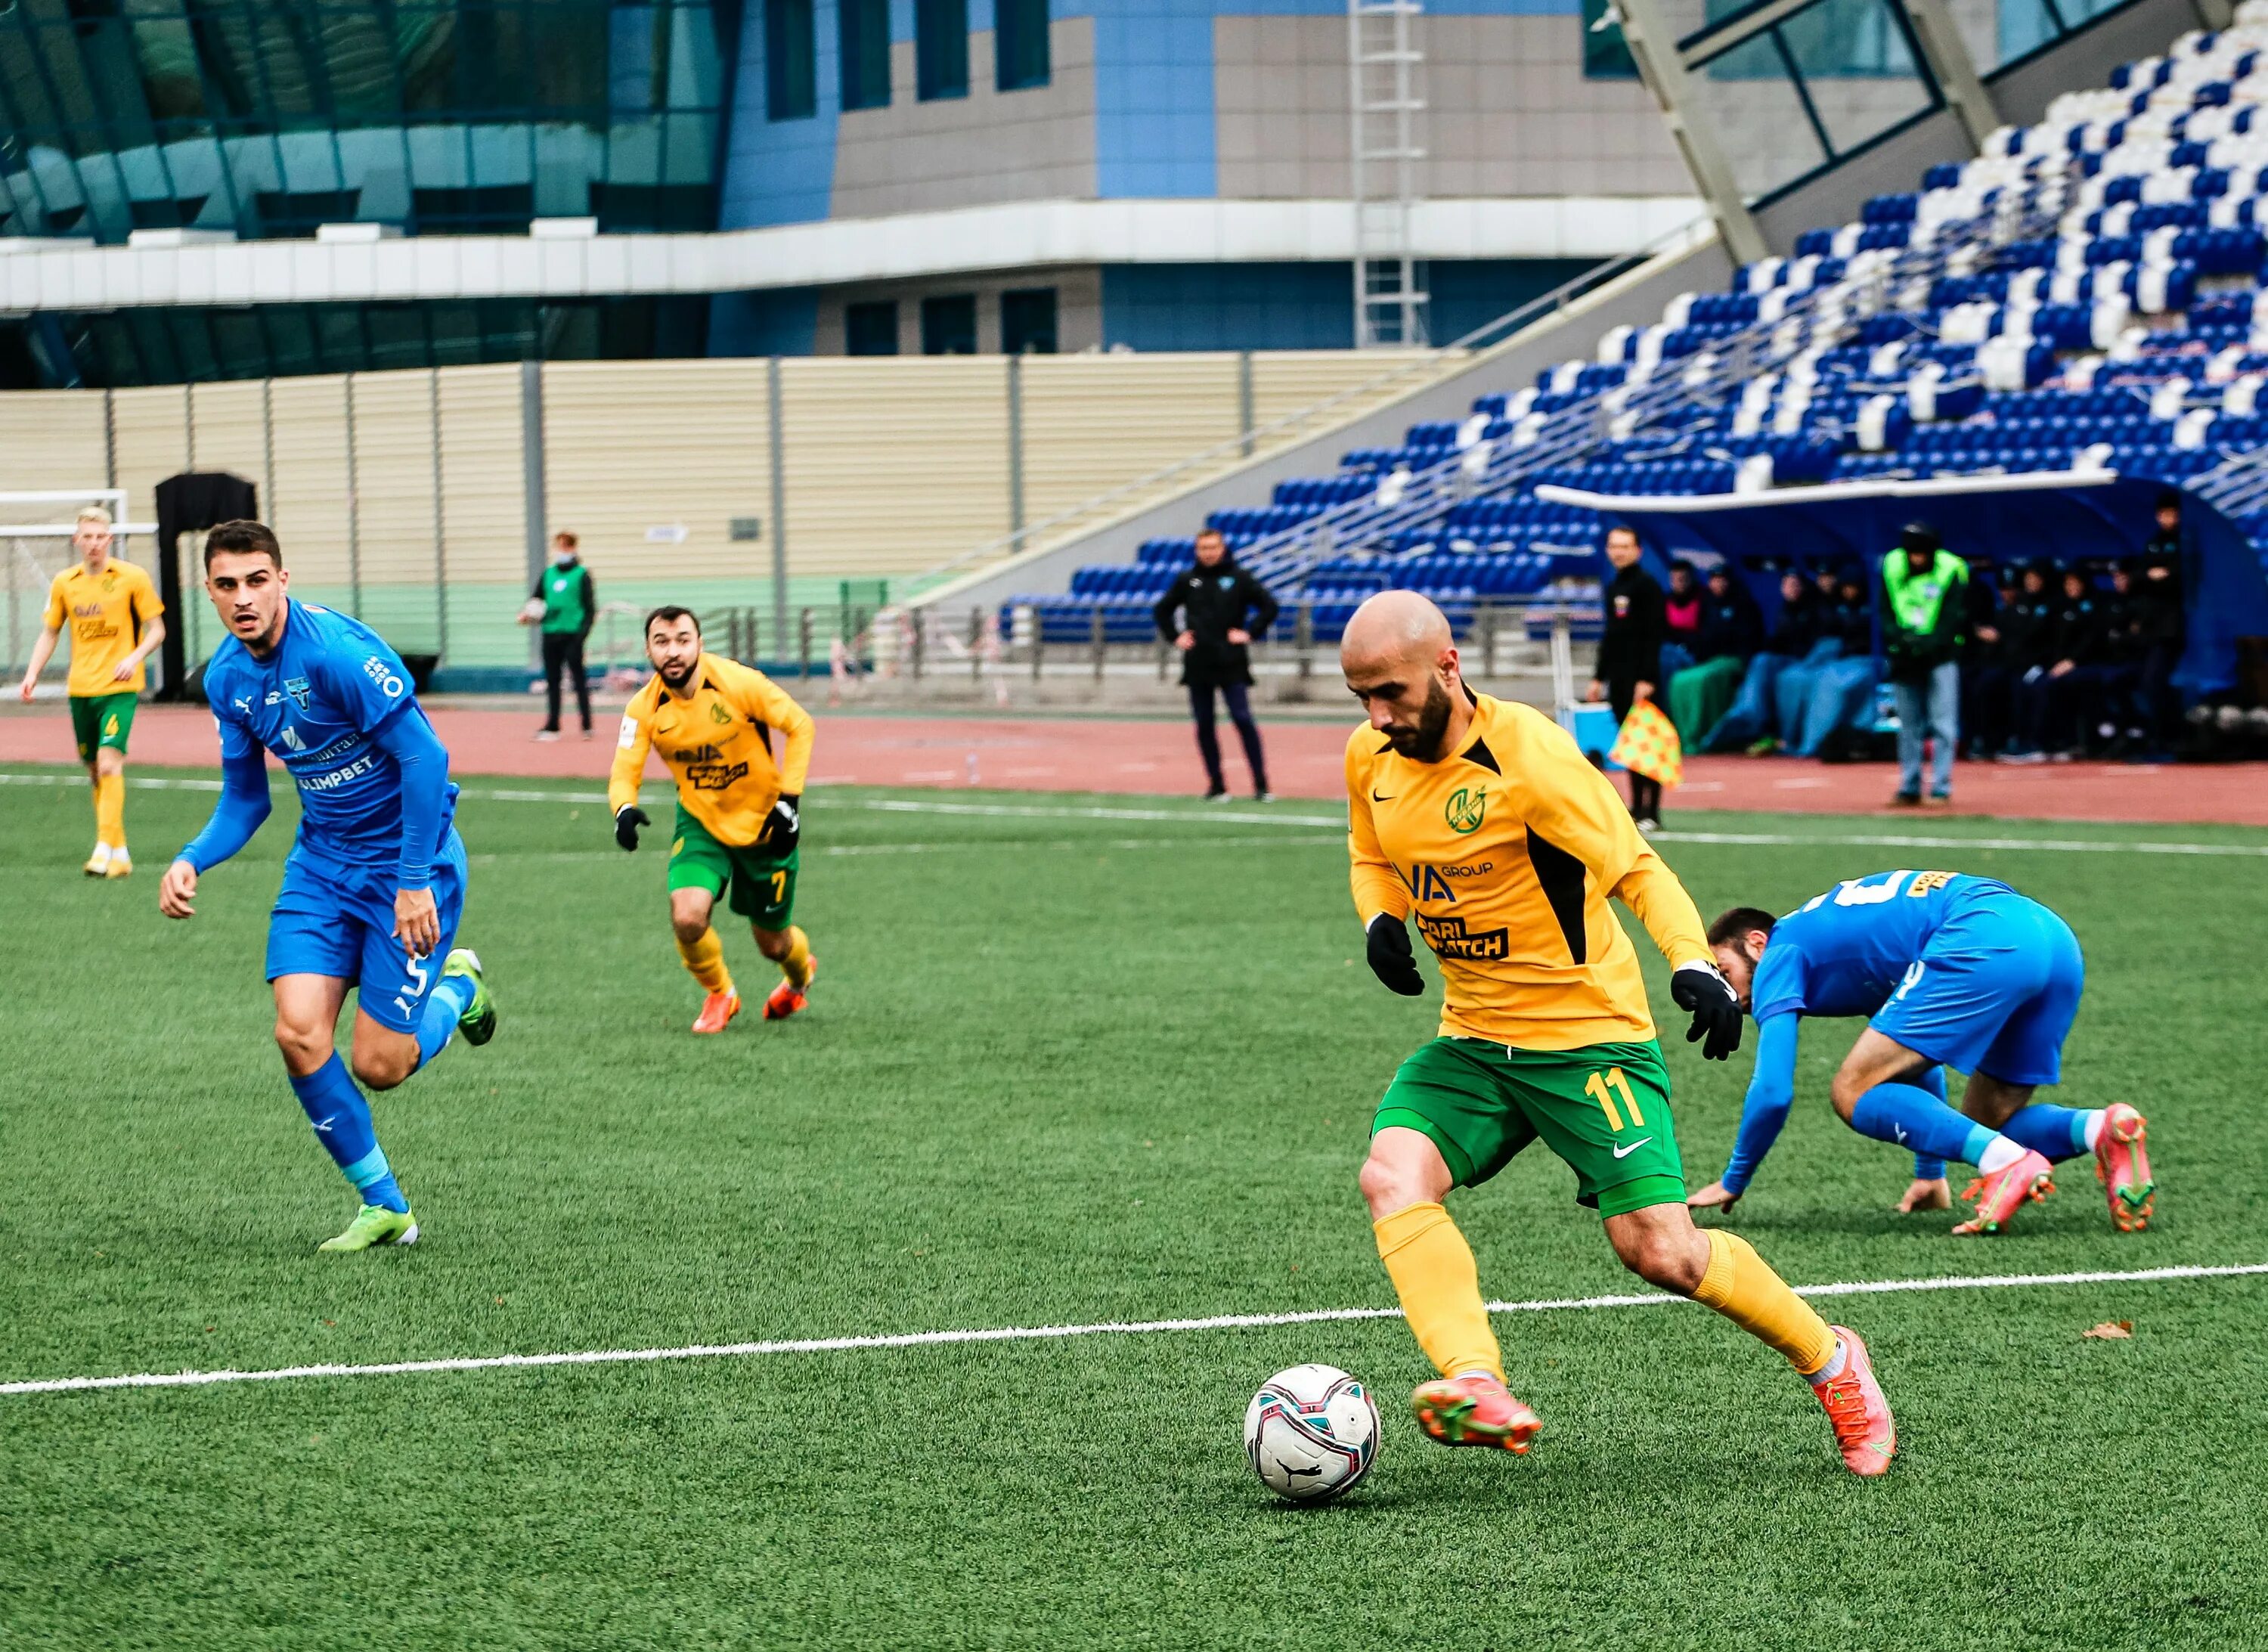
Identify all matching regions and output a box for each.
[1384,679,1454,760]
[658,660,696,690]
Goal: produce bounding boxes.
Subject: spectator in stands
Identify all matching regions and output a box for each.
[2129,497,2189,750]
[1153,528,1278,801]
[1790,569,1885,759]
[2012,567,2107,761]
[1661,560,1703,681]
[1700,569,1819,752]
[1960,564,2020,761]
[1666,564,1760,748]
[522,530,596,742]
[1586,524,1667,830]
[1771,567,1861,754]
[1878,519,1967,805]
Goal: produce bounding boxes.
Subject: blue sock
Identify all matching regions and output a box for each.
[289,1054,408,1213]
[413,973,476,1071]
[1999,1103,2096,1161]
[1849,1081,2003,1166]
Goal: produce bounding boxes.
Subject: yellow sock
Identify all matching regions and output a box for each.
[94,773,125,849]
[1372,1201,1504,1383]
[676,928,733,995]
[1690,1229,1839,1375]
[779,925,813,988]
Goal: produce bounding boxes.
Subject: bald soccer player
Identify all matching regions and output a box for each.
[1340,591,1897,1477]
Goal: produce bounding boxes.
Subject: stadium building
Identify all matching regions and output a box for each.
[5,0,1724,385]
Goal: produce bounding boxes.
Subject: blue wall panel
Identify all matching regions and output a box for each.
[1103,262,1353,349]
[718,1,841,228]
[708,287,823,354]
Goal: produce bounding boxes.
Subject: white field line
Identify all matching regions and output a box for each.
[5,1261,2260,1399]
[5,770,2265,855]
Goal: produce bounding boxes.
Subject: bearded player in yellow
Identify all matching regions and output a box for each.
[1342,590,1896,1478]
[16,505,166,877]
[609,606,818,1031]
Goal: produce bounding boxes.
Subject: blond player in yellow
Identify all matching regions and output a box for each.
[16,505,166,877]
[1341,590,1897,1478]
[609,606,818,1032]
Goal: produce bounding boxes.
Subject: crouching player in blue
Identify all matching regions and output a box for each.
[1685,870,2154,1236]
[157,521,497,1252]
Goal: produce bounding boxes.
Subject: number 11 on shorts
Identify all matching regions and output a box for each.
[1585,1067,1646,1132]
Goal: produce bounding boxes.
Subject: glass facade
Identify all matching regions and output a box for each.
[0,0,736,244]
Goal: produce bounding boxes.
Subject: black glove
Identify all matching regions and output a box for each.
[761,794,801,854]
[613,805,650,851]
[1365,913,1425,997]
[1672,961,1744,1061]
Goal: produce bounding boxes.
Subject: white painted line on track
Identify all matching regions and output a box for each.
[5,771,2265,854]
[6,1261,2260,1399]
[1650,828,2268,858]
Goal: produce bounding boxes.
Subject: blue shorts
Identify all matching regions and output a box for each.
[1870,889,2082,1087]
[265,831,469,1035]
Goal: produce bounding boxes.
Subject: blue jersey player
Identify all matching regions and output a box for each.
[1684,870,2154,1236]
[157,521,497,1252]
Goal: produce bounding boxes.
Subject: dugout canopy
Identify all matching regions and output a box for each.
[1533,470,2268,695]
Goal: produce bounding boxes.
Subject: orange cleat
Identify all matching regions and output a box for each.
[1411,1373,1541,1453]
[1953,1148,2055,1235]
[764,956,815,1021]
[691,988,741,1034]
[1809,1326,1896,1477]
[2093,1103,2155,1232]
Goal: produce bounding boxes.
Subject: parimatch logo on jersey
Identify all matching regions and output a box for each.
[686,759,750,792]
[1414,913,1509,960]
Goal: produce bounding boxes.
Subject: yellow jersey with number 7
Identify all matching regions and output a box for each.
[1346,693,1712,1050]
[609,652,814,848]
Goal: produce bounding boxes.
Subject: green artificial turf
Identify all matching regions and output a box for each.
[2,771,2264,1650]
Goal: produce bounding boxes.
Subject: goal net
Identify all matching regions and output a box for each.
[1,490,161,685]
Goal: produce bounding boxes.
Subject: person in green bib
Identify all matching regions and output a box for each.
[1881,521,1967,807]
[522,530,597,741]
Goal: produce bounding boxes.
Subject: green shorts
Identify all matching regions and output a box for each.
[1373,1037,1685,1218]
[667,805,798,928]
[70,693,137,764]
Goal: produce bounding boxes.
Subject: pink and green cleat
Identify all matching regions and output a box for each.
[2093,1103,2155,1232]
[1411,1373,1541,1454]
[1953,1148,2056,1236]
[1810,1326,1896,1477]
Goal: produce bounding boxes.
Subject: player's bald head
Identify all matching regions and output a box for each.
[1341,590,1452,674]
[1342,590,1466,760]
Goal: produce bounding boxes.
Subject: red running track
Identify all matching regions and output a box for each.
[3,703,2263,825]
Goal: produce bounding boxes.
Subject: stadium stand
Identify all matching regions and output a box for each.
[1008,8,2268,659]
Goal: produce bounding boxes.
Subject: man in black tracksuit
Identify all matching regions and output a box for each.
[1587,523,1667,829]
[1153,528,1279,800]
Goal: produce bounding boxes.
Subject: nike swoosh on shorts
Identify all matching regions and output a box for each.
[1612,1136,1654,1159]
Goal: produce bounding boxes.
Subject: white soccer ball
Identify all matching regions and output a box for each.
[1243,1363,1380,1504]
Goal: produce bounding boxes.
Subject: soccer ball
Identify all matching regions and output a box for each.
[1243,1363,1380,1504]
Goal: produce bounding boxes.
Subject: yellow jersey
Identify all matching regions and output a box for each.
[609,652,815,848]
[1346,693,1710,1050]
[44,558,163,697]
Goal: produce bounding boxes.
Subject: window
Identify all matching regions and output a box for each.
[846,300,900,355]
[1001,287,1057,355]
[916,0,969,100]
[921,294,978,355]
[1581,0,1637,78]
[993,0,1049,91]
[766,0,816,120]
[839,0,891,110]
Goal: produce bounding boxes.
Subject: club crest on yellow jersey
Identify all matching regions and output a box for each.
[1444,785,1487,834]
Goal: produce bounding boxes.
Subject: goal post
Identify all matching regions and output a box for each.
[0,490,162,687]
